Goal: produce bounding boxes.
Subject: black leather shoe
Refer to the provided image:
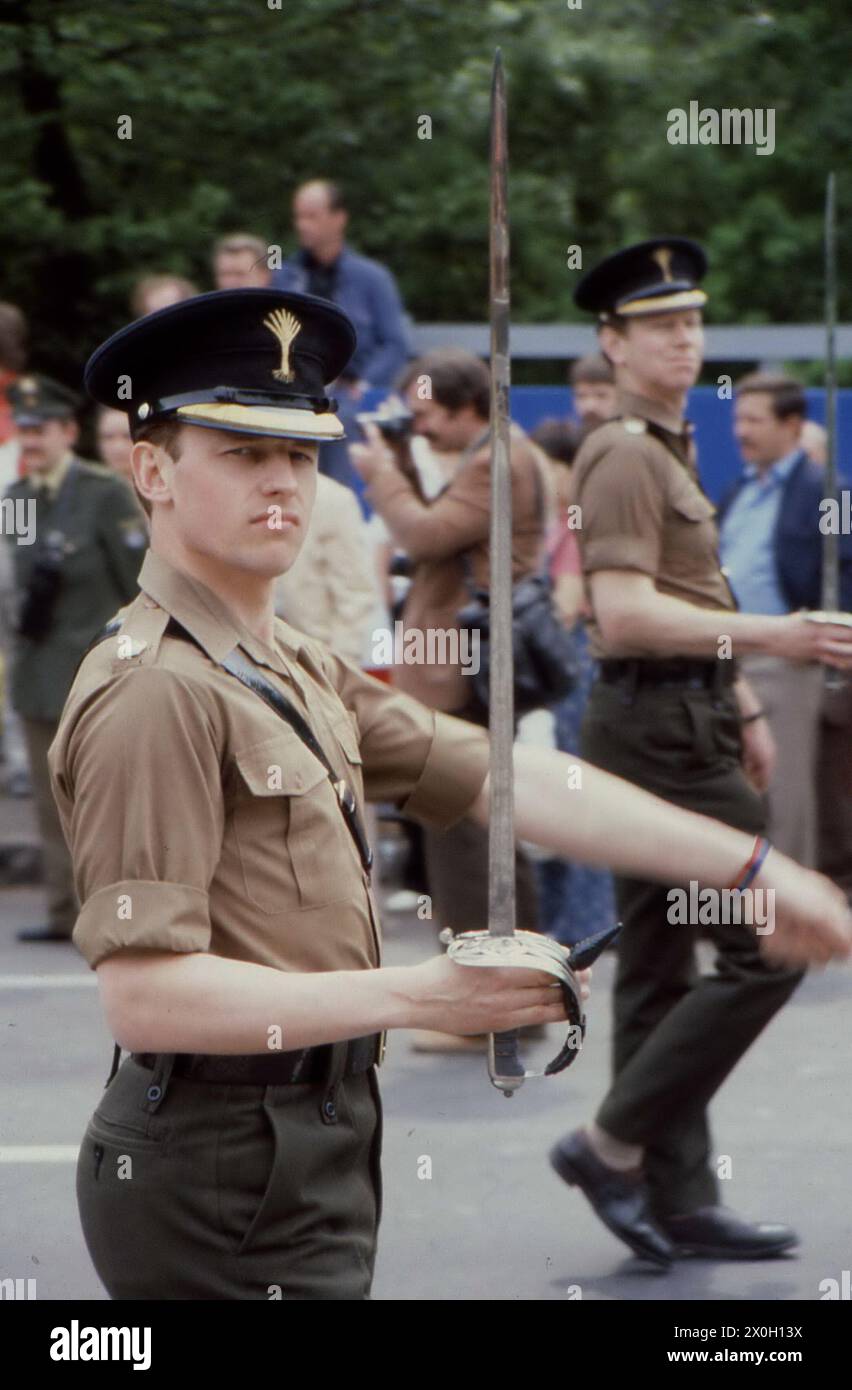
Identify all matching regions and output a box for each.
[658,1206,799,1259]
[16,924,73,943]
[549,1128,674,1267]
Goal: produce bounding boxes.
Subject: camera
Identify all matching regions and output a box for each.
[356,398,413,442]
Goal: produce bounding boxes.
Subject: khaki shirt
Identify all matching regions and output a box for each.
[366,424,551,712]
[573,390,735,657]
[47,550,490,972]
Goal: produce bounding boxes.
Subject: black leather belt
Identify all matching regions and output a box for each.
[131,1033,381,1085]
[599,658,736,691]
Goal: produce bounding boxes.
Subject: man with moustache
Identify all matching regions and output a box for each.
[549,239,852,1265]
[4,375,145,941]
[47,288,852,1299]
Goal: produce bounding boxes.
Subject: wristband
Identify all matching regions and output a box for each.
[728,835,772,892]
[740,709,766,725]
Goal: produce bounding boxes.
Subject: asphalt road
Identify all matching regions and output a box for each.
[1,793,850,1302]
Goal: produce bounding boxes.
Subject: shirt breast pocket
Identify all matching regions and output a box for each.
[666,487,718,577]
[232,730,355,912]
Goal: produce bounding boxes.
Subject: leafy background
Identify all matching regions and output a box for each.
[1,0,850,385]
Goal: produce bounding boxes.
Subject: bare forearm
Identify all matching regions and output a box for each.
[100,951,419,1054]
[602,590,785,658]
[472,743,760,887]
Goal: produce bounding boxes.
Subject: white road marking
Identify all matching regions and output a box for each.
[0,1146,79,1163]
[0,975,96,988]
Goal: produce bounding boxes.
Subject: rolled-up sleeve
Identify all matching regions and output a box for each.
[49,666,225,968]
[318,650,490,828]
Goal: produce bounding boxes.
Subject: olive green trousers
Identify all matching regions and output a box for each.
[581,678,804,1218]
[77,1053,382,1300]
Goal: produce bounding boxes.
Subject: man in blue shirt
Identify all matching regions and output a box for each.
[271,180,410,508]
[718,372,851,866]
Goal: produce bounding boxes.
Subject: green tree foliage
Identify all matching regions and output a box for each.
[0,0,850,382]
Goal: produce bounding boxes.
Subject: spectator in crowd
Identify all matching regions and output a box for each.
[799,418,852,896]
[95,405,135,484]
[530,418,618,947]
[718,371,852,866]
[4,375,147,941]
[0,303,27,471]
[212,233,271,289]
[131,274,198,319]
[271,179,410,503]
[350,347,550,1051]
[0,303,30,794]
[569,352,617,429]
[273,472,379,664]
[800,418,827,467]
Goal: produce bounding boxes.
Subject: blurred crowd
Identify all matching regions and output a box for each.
[0,179,850,1014]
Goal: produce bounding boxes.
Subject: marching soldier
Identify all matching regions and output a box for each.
[48,288,851,1299]
[4,374,146,942]
[549,239,852,1264]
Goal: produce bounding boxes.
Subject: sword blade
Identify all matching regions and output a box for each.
[487,49,524,1094]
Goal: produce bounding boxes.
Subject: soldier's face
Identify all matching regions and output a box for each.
[602,310,704,396]
[137,425,319,578]
[18,419,78,473]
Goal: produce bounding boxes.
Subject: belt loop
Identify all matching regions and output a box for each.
[320,1041,349,1125]
[141,1053,176,1113]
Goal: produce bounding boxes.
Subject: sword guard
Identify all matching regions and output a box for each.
[444,924,620,1081]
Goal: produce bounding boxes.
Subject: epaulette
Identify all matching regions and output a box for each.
[105,599,171,671]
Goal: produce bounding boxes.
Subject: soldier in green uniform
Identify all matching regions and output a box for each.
[5,374,146,942]
[549,239,852,1265]
[48,288,851,1300]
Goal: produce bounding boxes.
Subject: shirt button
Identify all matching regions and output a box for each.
[146,1084,162,1102]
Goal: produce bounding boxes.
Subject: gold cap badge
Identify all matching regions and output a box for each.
[652,246,674,282]
[263,309,302,384]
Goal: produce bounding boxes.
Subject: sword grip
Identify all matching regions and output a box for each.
[489,1029,525,1097]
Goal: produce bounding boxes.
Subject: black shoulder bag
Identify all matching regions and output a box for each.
[455,448,578,716]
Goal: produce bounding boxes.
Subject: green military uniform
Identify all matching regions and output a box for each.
[568,243,803,1222]
[5,375,146,938]
[47,288,493,1299]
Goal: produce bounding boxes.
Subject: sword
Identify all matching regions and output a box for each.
[821,172,844,692]
[484,48,524,1096]
[444,52,620,1094]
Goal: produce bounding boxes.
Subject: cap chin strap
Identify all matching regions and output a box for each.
[444,922,620,1079]
[153,386,338,415]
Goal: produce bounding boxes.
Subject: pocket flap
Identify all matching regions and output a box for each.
[331,712,363,766]
[670,488,716,523]
[234,733,328,797]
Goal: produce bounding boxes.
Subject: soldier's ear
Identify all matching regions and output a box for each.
[131,439,173,513]
[598,321,627,369]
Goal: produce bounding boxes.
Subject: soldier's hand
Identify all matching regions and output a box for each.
[775,612,852,669]
[407,954,580,1036]
[754,856,852,968]
[349,422,397,484]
